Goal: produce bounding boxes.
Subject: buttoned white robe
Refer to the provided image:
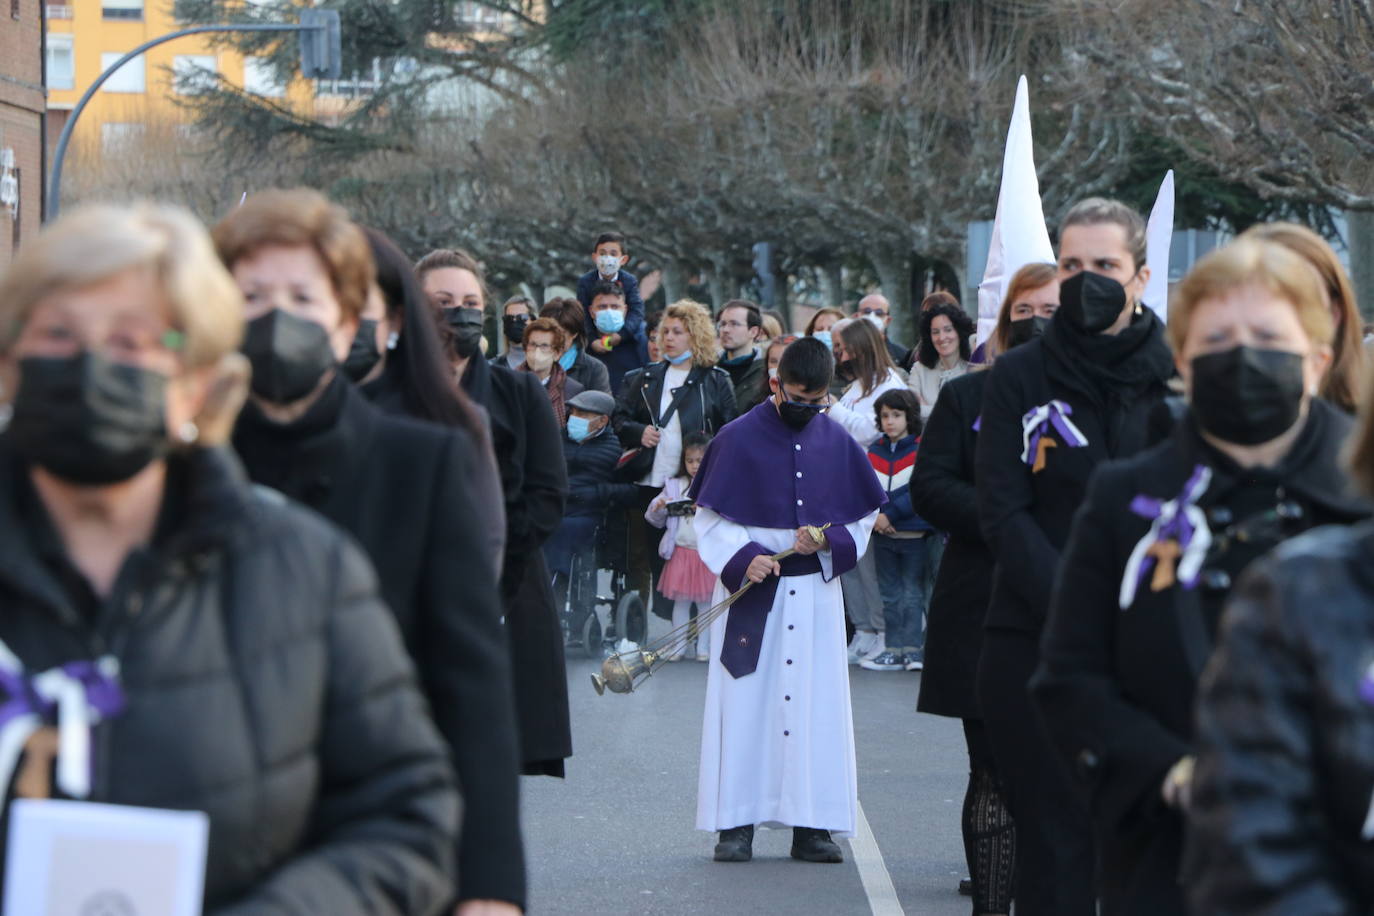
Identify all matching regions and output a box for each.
[693,508,878,837]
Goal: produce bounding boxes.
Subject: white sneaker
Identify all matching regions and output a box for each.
[848,631,876,664]
[861,633,887,661]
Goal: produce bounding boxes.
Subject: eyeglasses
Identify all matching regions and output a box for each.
[526,343,558,354]
[858,308,888,318]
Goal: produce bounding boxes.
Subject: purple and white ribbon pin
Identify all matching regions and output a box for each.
[1020,400,1088,470]
[1118,464,1213,609]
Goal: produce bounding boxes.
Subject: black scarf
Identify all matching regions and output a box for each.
[1041,304,1173,408]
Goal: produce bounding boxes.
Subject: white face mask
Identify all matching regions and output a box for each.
[864,313,886,332]
[596,254,621,277]
[526,349,556,374]
[768,367,779,381]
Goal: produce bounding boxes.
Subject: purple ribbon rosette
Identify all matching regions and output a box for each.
[0,639,125,800]
[1019,400,1088,472]
[1118,464,1214,609]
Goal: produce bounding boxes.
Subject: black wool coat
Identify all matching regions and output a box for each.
[460,356,572,776]
[1186,522,1374,915]
[913,370,992,720]
[565,349,612,395]
[975,335,1171,634]
[1031,402,1370,916]
[232,376,526,908]
[0,443,459,913]
[613,362,739,458]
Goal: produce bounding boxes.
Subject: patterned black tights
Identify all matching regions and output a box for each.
[962,720,1016,915]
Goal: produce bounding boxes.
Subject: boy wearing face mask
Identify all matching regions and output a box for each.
[577,232,646,362]
[586,280,647,395]
[687,337,886,865]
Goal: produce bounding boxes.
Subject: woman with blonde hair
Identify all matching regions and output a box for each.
[222,190,527,913]
[614,299,738,621]
[0,203,459,911]
[1032,236,1370,915]
[1242,221,1365,412]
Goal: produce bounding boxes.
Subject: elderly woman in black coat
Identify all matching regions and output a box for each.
[913,262,1059,916]
[1031,237,1371,915]
[218,192,524,915]
[975,199,1175,916]
[0,203,457,912]
[416,248,572,781]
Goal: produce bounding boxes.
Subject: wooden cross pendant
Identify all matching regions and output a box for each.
[15,726,58,799]
[1032,437,1057,473]
[1146,540,1183,592]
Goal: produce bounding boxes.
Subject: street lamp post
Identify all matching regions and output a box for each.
[46,12,340,221]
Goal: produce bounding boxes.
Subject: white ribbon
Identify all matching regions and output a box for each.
[1362,787,1374,841]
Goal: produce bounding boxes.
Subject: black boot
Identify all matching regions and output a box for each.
[790,826,843,863]
[713,825,754,862]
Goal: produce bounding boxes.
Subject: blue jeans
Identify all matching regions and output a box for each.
[873,534,929,652]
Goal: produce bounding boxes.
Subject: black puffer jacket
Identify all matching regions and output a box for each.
[564,426,639,518]
[1185,522,1374,915]
[0,442,459,914]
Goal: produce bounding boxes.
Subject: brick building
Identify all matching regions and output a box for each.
[0,0,44,263]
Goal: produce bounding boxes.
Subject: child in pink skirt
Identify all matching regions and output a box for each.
[646,431,716,661]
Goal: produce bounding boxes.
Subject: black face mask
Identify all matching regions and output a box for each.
[1058,270,1129,334]
[502,314,529,345]
[1190,346,1306,446]
[343,318,382,383]
[241,309,337,404]
[444,308,485,359]
[8,353,169,485]
[776,396,825,431]
[1007,316,1052,349]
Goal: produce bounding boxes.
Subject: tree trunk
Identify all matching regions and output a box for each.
[772,263,792,331]
[1347,209,1374,324]
[707,255,731,310]
[870,247,914,350]
[819,262,845,309]
[662,260,689,307]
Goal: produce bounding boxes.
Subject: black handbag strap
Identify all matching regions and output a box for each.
[642,368,696,430]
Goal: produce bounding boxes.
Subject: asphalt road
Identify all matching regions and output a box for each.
[522,617,973,915]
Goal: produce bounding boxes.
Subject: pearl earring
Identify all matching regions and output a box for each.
[386,331,400,351]
[177,420,200,444]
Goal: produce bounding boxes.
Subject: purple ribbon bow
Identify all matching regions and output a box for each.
[1020,400,1088,468]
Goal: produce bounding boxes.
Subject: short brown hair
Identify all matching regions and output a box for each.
[540,297,587,345]
[1169,238,1333,355]
[1060,197,1148,270]
[1243,222,1365,413]
[988,262,1059,359]
[211,188,374,322]
[523,317,566,353]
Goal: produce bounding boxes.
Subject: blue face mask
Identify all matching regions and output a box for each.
[812,329,833,350]
[595,309,626,334]
[666,350,692,365]
[567,416,596,442]
[558,344,579,371]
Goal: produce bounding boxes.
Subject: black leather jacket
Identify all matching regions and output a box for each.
[1186,522,1374,915]
[613,361,739,462]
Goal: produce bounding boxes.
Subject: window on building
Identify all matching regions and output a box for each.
[101,0,141,19]
[99,52,146,92]
[172,54,217,95]
[243,58,285,98]
[101,123,146,156]
[46,34,75,90]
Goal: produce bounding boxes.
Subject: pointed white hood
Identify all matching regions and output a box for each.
[1143,170,1175,322]
[976,75,1055,346]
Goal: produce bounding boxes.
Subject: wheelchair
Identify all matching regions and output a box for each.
[550,507,648,659]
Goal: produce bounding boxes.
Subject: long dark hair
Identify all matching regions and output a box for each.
[837,318,896,397]
[917,302,975,370]
[678,431,713,479]
[362,227,483,437]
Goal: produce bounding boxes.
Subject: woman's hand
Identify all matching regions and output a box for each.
[641,426,662,448]
[746,555,781,583]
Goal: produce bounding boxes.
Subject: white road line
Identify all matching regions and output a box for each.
[850,800,905,916]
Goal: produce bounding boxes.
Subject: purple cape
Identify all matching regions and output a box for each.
[688,399,887,529]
